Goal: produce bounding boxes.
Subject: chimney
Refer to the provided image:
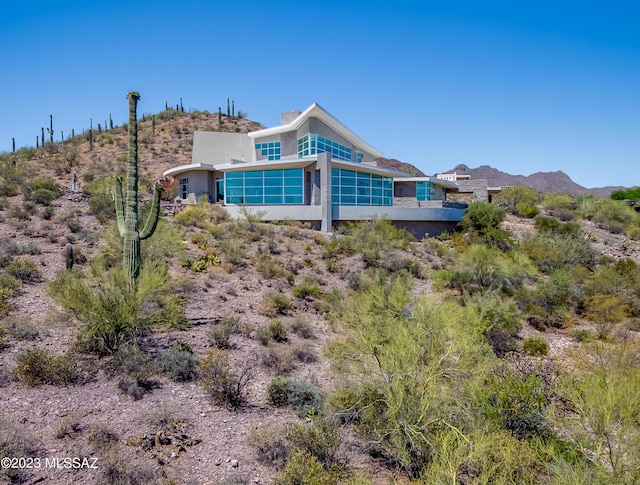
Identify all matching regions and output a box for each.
[281,109,301,125]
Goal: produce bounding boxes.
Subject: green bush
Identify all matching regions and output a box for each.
[24,177,62,205]
[274,449,341,485]
[569,329,594,342]
[515,201,539,218]
[207,314,239,349]
[498,186,538,215]
[285,418,341,469]
[12,348,92,386]
[157,342,198,382]
[292,275,322,299]
[5,258,42,283]
[268,319,288,342]
[522,336,550,356]
[4,318,39,340]
[267,376,324,417]
[260,293,292,317]
[460,201,510,245]
[268,376,291,406]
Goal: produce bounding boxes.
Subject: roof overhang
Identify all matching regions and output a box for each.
[216,158,315,172]
[248,103,384,158]
[163,163,216,178]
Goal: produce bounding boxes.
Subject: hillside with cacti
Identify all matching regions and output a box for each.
[1,96,640,485]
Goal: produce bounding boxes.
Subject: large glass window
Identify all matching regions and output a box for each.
[225,169,303,204]
[298,134,352,162]
[255,142,281,160]
[331,168,392,206]
[416,181,435,201]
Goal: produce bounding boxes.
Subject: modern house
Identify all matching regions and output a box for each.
[163,103,466,237]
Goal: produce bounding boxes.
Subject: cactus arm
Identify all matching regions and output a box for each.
[114,176,126,237]
[139,184,163,240]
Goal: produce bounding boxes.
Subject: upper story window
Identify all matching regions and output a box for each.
[255,142,281,160]
[356,151,363,164]
[297,134,352,162]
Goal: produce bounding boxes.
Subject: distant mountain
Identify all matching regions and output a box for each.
[375,157,426,177]
[440,164,624,197]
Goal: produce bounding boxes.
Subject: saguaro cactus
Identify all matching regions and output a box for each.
[114,92,162,284]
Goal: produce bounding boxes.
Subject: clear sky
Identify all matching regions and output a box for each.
[1,0,638,188]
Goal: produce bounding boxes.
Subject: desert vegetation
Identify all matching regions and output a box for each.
[1,98,639,484]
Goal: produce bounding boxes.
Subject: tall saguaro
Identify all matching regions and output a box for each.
[114,92,162,284]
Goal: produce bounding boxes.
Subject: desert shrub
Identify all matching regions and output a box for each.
[55,411,82,439]
[48,264,183,355]
[88,425,120,452]
[260,293,292,317]
[570,329,594,342]
[292,343,317,363]
[290,317,314,339]
[262,344,297,374]
[482,354,557,440]
[292,275,322,299]
[175,202,228,229]
[559,343,640,482]
[5,257,42,283]
[218,239,247,267]
[199,349,252,410]
[542,193,574,215]
[274,449,343,485]
[460,201,510,246]
[522,336,550,356]
[465,291,521,357]
[267,376,324,417]
[208,313,240,349]
[583,294,629,339]
[255,254,288,279]
[534,215,580,237]
[87,179,116,222]
[112,344,157,399]
[521,233,597,274]
[285,417,342,469]
[12,348,92,386]
[531,269,576,328]
[41,205,55,220]
[515,201,539,218]
[4,317,40,340]
[0,419,39,483]
[268,319,288,342]
[437,243,535,295]
[250,424,291,469]
[268,376,291,406]
[24,177,62,205]
[157,342,198,382]
[498,186,538,214]
[592,199,635,233]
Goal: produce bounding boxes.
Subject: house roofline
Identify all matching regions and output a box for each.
[248,103,384,158]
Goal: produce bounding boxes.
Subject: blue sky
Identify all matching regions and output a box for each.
[1,0,638,188]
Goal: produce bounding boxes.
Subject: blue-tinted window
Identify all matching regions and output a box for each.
[255,141,281,161]
[297,134,352,161]
[416,181,434,201]
[330,168,393,206]
[224,169,304,205]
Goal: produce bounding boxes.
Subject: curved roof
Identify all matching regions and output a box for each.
[248,103,384,158]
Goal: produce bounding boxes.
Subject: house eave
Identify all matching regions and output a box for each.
[248,103,384,158]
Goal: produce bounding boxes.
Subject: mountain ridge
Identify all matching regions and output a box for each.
[440,163,625,197]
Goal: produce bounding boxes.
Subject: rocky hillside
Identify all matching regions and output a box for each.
[1,106,639,485]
